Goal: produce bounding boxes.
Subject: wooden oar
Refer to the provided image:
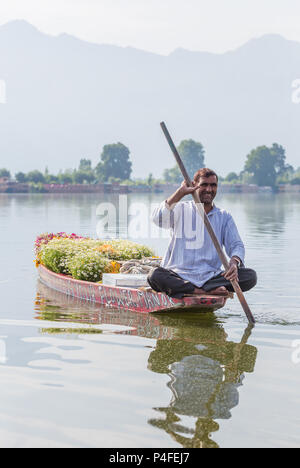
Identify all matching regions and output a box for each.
[160,121,255,325]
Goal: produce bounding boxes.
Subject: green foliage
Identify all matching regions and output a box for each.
[69,251,111,282]
[40,240,74,275]
[79,159,92,172]
[101,239,155,260]
[29,182,48,193]
[39,237,155,282]
[276,164,295,184]
[41,328,103,335]
[45,174,60,184]
[120,179,147,187]
[58,172,73,184]
[122,176,163,187]
[225,172,239,182]
[177,140,205,179]
[271,143,289,175]
[163,139,205,183]
[41,247,67,274]
[291,177,300,185]
[96,143,132,182]
[27,170,46,184]
[108,176,122,184]
[0,168,11,178]
[40,238,97,274]
[163,167,181,184]
[239,171,254,184]
[73,159,96,184]
[73,170,95,184]
[147,173,154,187]
[291,168,300,184]
[15,172,27,183]
[244,143,288,187]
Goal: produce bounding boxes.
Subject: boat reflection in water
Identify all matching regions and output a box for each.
[35,281,257,448]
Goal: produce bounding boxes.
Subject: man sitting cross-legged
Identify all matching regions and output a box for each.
[147,168,257,299]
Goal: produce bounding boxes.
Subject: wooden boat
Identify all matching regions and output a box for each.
[38,265,228,314]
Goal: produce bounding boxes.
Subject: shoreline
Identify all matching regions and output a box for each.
[0,182,299,194]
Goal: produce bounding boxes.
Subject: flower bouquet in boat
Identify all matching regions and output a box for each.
[35,232,229,313]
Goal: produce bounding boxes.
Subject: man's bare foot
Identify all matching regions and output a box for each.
[208,286,229,296]
[193,286,229,297]
[193,287,206,295]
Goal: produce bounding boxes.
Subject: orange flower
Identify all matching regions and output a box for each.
[96,245,117,256]
[109,261,121,273]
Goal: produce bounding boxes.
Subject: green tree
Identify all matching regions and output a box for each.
[73,170,95,184]
[79,159,92,172]
[27,170,45,184]
[58,172,73,185]
[271,143,288,176]
[15,172,27,183]
[177,139,205,179]
[96,143,132,182]
[29,182,47,193]
[0,168,11,179]
[108,176,122,184]
[225,172,239,183]
[147,173,154,187]
[163,167,181,184]
[244,143,288,187]
[291,177,300,185]
[163,139,205,184]
[76,159,96,184]
[240,171,254,184]
[44,172,60,184]
[276,164,294,184]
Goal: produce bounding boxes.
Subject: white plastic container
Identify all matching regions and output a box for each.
[102,273,149,288]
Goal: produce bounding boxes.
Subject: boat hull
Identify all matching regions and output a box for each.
[38,265,227,314]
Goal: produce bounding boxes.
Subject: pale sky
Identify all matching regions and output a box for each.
[0,0,299,54]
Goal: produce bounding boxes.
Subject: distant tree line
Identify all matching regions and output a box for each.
[0,143,133,186]
[163,140,299,188]
[222,143,299,188]
[0,140,299,189]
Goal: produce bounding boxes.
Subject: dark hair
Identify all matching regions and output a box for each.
[193,168,218,183]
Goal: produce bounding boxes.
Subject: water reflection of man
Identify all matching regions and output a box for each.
[147,317,257,448]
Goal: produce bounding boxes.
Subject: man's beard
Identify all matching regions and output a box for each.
[199,194,215,204]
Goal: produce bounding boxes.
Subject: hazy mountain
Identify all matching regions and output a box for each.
[0,20,299,178]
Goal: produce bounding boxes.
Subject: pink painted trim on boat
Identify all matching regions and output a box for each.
[38,265,227,314]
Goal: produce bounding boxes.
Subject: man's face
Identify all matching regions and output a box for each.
[196,175,218,204]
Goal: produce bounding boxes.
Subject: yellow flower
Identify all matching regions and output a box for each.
[109,261,121,273]
[95,244,118,259]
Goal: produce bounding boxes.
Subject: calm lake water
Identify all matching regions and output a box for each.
[0,192,300,448]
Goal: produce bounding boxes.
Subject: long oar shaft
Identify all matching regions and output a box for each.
[160,121,255,325]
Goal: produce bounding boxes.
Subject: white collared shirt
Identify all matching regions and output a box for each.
[151,200,245,287]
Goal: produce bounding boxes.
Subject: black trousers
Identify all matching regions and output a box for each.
[147,267,257,299]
